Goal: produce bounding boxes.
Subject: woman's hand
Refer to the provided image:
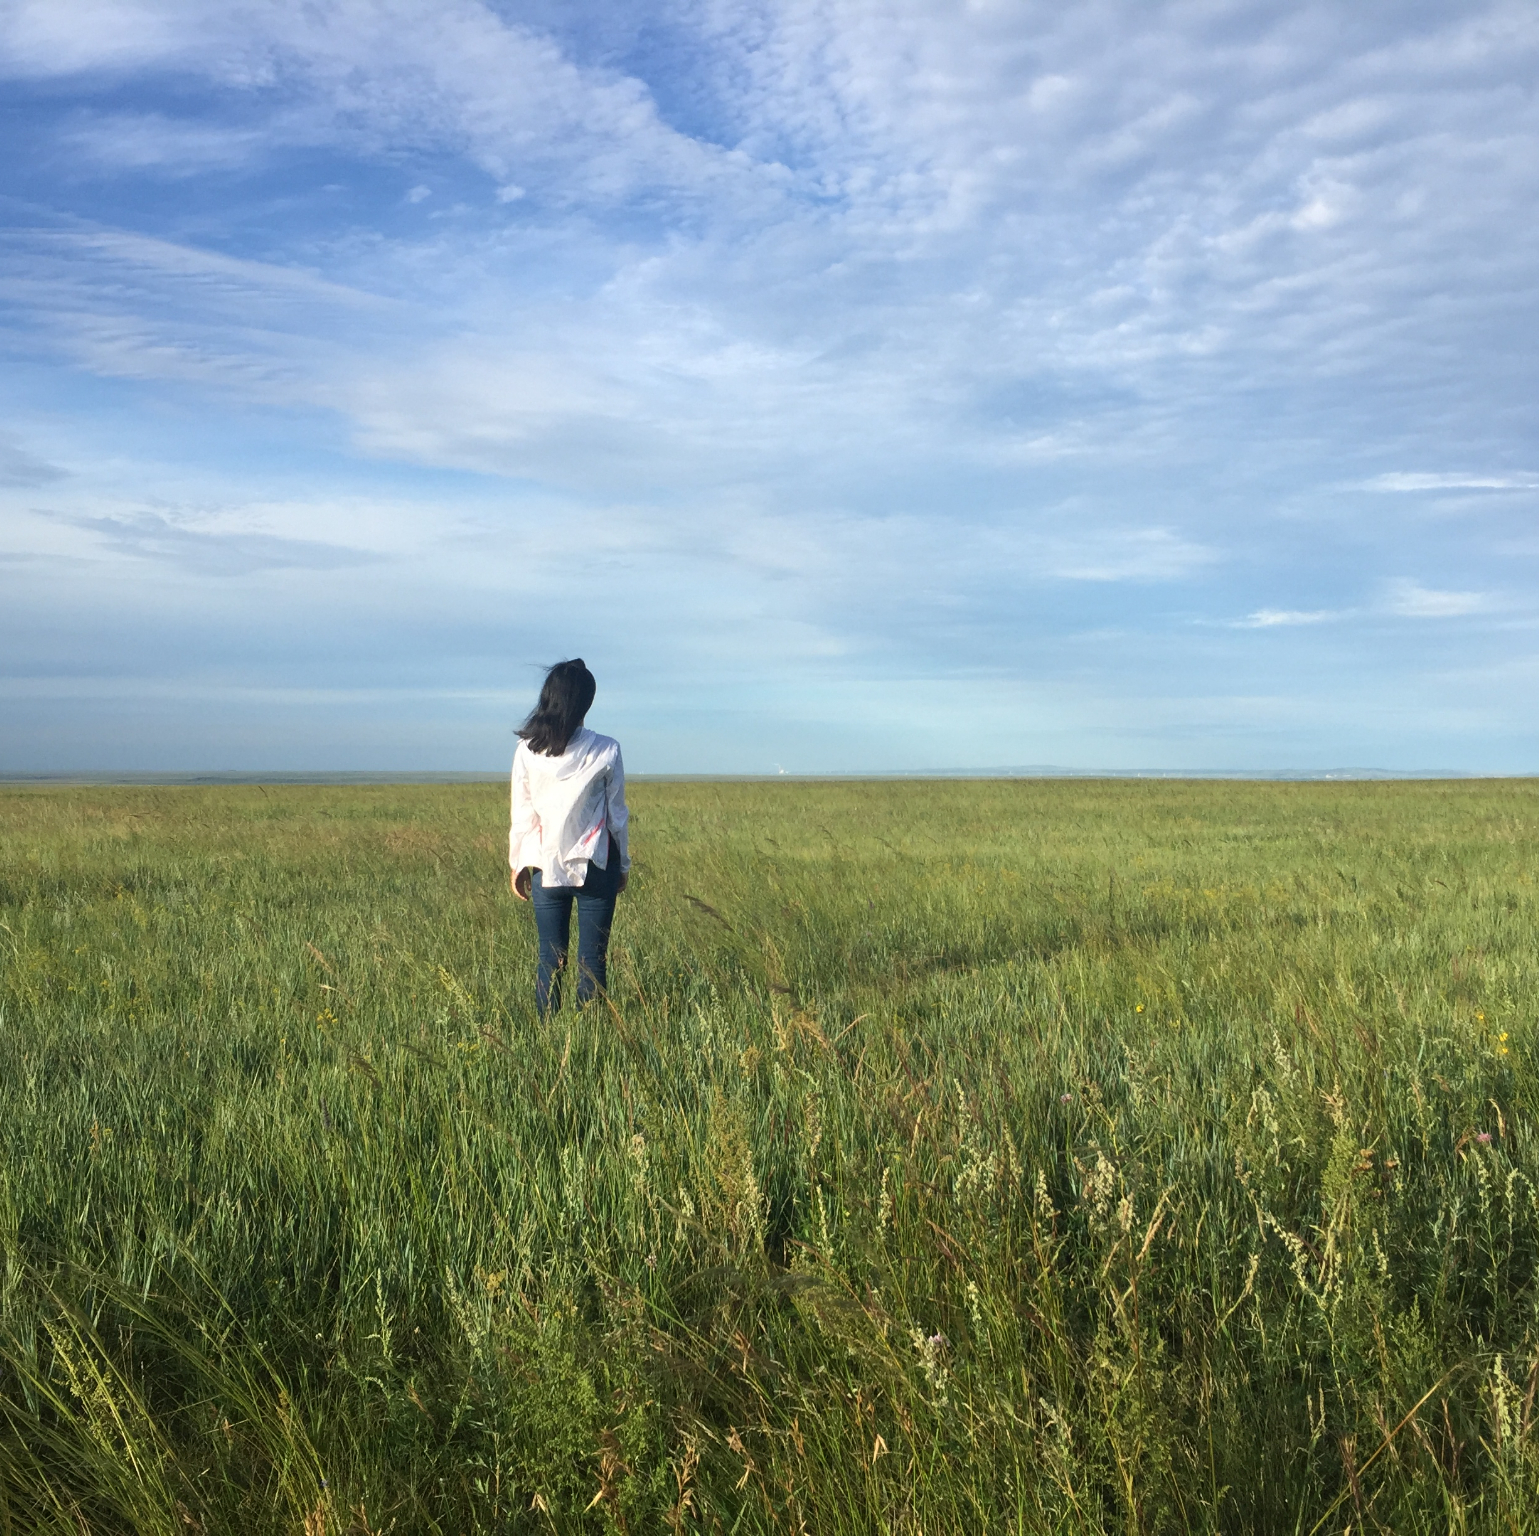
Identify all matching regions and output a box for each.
[511,867,532,901]
[617,869,629,895]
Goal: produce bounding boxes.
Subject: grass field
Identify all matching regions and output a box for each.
[2,778,1538,1533]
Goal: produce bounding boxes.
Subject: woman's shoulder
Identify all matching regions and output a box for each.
[580,729,622,760]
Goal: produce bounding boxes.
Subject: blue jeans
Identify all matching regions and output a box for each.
[531,856,622,1014]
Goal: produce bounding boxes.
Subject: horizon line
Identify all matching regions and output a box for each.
[2,767,1534,786]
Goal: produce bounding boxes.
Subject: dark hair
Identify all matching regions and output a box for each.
[518,659,596,756]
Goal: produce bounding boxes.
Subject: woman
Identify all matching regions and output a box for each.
[509,659,630,1014]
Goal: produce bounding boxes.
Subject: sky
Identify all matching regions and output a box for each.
[1,0,1537,774]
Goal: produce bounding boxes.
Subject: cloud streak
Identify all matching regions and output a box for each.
[1383,580,1492,619]
[1235,608,1341,629]
[1366,473,1539,492]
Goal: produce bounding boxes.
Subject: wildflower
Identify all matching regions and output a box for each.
[966,1280,985,1335]
[1135,1003,1145,1013]
[1034,1169,1058,1222]
[910,1328,951,1404]
[1060,1092,1072,1103]
[1477,1132,1493,1145]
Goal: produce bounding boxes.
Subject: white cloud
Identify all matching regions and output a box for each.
[2,225,385,310]
[7,0,1538,476]
[0,436,67,486]
[0,0,207,75]
[1365,472,1539,492]
[0,0,729,199]
[61,112,274,171]
[1042,527,1217,583]
[1383,580,1491,618]
[1235,608,1340,628]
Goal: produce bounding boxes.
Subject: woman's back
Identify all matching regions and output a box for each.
[511,726,628,888]
[508,660,629,1014]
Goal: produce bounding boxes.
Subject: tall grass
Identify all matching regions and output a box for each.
[1,778,1537,1532]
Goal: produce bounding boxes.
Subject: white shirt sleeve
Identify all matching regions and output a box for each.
[605,743,630,872]
[509,745,541,871]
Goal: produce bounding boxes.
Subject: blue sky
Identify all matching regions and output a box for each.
[2,0,1536,773]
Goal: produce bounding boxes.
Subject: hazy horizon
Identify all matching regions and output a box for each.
[4,766,1529,786]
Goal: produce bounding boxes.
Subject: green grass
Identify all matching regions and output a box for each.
[1,777,1538,1533]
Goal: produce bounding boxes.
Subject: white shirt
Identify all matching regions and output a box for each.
[509,727,630,888]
